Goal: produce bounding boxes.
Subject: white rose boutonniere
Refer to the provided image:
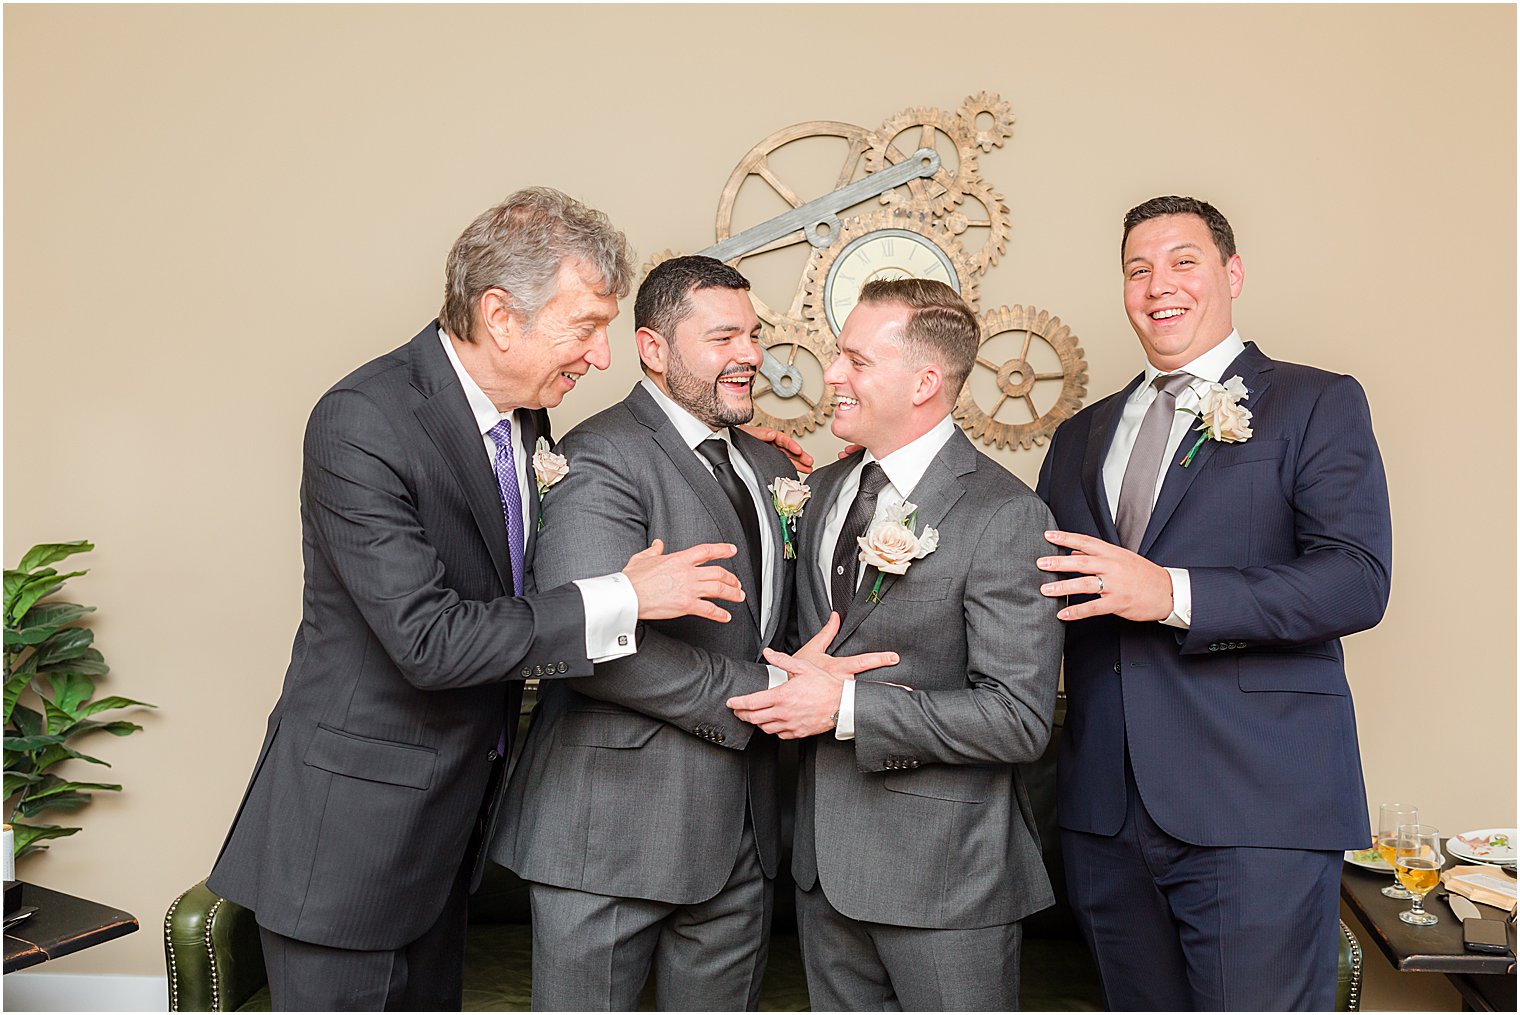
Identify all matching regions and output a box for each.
[532,437,569,529]
[769,477,811,559]
[856,496,939,603]
[1178,375,1253,467]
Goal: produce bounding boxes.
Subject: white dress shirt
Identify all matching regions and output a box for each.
[1101,330,1247,629]
[439,328,637,662]
[816,413,958,739]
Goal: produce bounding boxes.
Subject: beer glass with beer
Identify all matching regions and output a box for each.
[1377,802,1419,899]
[1394,824,1444,927]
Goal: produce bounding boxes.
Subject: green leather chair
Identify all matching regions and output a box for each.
[166,694,1362,1011]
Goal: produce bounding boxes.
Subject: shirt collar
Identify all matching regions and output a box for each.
[640,376,731,451]
[439,326,510,436]
[1142,329,1246,390]
[865,413,956,499]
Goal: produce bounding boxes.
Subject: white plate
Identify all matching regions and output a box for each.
[1344,847,1391,871]
[1447,828,1517,864]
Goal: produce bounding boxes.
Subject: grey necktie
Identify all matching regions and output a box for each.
[1115,372,1194,551]
[829,462,890,618]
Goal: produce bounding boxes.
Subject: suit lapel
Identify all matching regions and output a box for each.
[625,385,763,632]
[1080,374,1144,545]
[410,325,516,594]
[1138,343,1275,556]
[834,430,972,649]
[521,410,548,572]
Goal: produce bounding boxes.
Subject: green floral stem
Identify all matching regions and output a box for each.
[1179,432,1209,468]
[868,572,885,603]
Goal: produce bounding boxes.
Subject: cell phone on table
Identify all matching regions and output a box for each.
[1463,917,1511,954]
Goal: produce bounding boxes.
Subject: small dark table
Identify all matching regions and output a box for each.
[1341,861,1516,1011]
[3,882,138,973]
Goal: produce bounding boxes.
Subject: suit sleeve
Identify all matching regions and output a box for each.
[304,388,591,690]
[1180,374,1392,653]
[850,494,1064,771]
[533,428,770,748]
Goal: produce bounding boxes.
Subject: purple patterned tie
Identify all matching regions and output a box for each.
[487,418,526,597]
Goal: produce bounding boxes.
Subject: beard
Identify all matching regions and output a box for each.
[667,345,754,429]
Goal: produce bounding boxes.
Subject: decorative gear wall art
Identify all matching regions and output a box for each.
[646,92,1088,444]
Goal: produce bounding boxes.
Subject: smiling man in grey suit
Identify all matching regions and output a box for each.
[729,278,1064,1011]
[494,256,895,1011]
[207,192,757,1011]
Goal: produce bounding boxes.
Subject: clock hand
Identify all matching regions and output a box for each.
[695,148,942,397]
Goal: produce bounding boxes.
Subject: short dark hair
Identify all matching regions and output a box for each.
[1122,196,1236,263]
[633,255,751,337]
[857,278,980,397]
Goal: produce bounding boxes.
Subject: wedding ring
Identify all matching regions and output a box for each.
[1096,575,1105,594]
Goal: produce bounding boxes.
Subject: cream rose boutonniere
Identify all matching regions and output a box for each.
[1178,375,1253,467]
[769,477,811,559]
[856,496,939,603]
[532,437,569,529]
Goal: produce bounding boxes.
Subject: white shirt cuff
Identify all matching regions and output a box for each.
[766,664,789,689]
[833,679,855,740]
[1161,567,1192,629]
[574,573,638,662]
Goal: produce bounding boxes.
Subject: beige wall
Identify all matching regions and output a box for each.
[5,4,1513,1005]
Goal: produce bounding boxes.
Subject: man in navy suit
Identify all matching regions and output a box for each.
[1035,196,1392,1010]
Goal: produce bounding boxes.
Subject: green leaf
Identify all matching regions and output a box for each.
[7,571,85,626]
[34,647,108,678]
[30,628,94,668]
[3,666,35,726]
[11,822,80,856]
[42,698,74,736]
[7,602,94,647]
[61,719,143,738]
[4,732,69,752]
[79,695,155,717]
[46,673,95,717]
[17,542,93,574]
[9,704,43,737]
[22,778,121,801]
[3,770,44,788]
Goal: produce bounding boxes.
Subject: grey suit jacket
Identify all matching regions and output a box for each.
[492,383,795,904]
[791,429,1063,929]
[208,323,591,951]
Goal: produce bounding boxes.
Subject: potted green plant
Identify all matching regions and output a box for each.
[4,541,155,858]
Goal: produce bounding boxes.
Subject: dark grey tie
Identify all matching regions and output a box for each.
[1115,372,1194,551]
[829,462,891,618]
[696,437,763,597]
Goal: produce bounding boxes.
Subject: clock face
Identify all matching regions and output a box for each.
[823,228,961,334]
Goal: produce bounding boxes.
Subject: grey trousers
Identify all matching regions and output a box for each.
[526,820,773,1011]
[796,882,1022,1011]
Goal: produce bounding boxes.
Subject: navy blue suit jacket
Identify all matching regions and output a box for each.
[1037,342,1391,850]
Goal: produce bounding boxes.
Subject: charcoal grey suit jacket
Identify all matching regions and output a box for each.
[492,382,795,903]
[792,429,1064,929]
[209,323,591,950]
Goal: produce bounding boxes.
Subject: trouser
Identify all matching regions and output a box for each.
[526,818,772,1011]
[794,880,1022,1011]
[1062,756,1342,1011]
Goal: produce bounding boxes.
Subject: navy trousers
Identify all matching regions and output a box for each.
[1063,759,1342,1011]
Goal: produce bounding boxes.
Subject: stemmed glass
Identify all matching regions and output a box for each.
[1395,824,1444,926]
[1377,803,1419,899]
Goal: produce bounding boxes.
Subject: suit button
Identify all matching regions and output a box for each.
[908,760,920,769]
[714,732,726,744]
[520,667,532,678]
[1113,661,1121,674]
[534,664,544,676]
[487,749,500,763]
[558,662,568,673]
[1209,644,1218,652]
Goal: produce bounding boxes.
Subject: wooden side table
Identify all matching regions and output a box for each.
[4,882,137,973]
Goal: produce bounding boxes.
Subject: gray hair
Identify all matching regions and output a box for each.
[440,187,635,341]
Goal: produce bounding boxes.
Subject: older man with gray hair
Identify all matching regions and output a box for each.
[208,188,777,1011]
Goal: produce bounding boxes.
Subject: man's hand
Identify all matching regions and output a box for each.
[1037,530,1172,622]
[739,425,815,475]
[791,612,899,681]
[623,539,743,623]
[837,443,865,460]
[727,648,842,739]
[727,613,899,738]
